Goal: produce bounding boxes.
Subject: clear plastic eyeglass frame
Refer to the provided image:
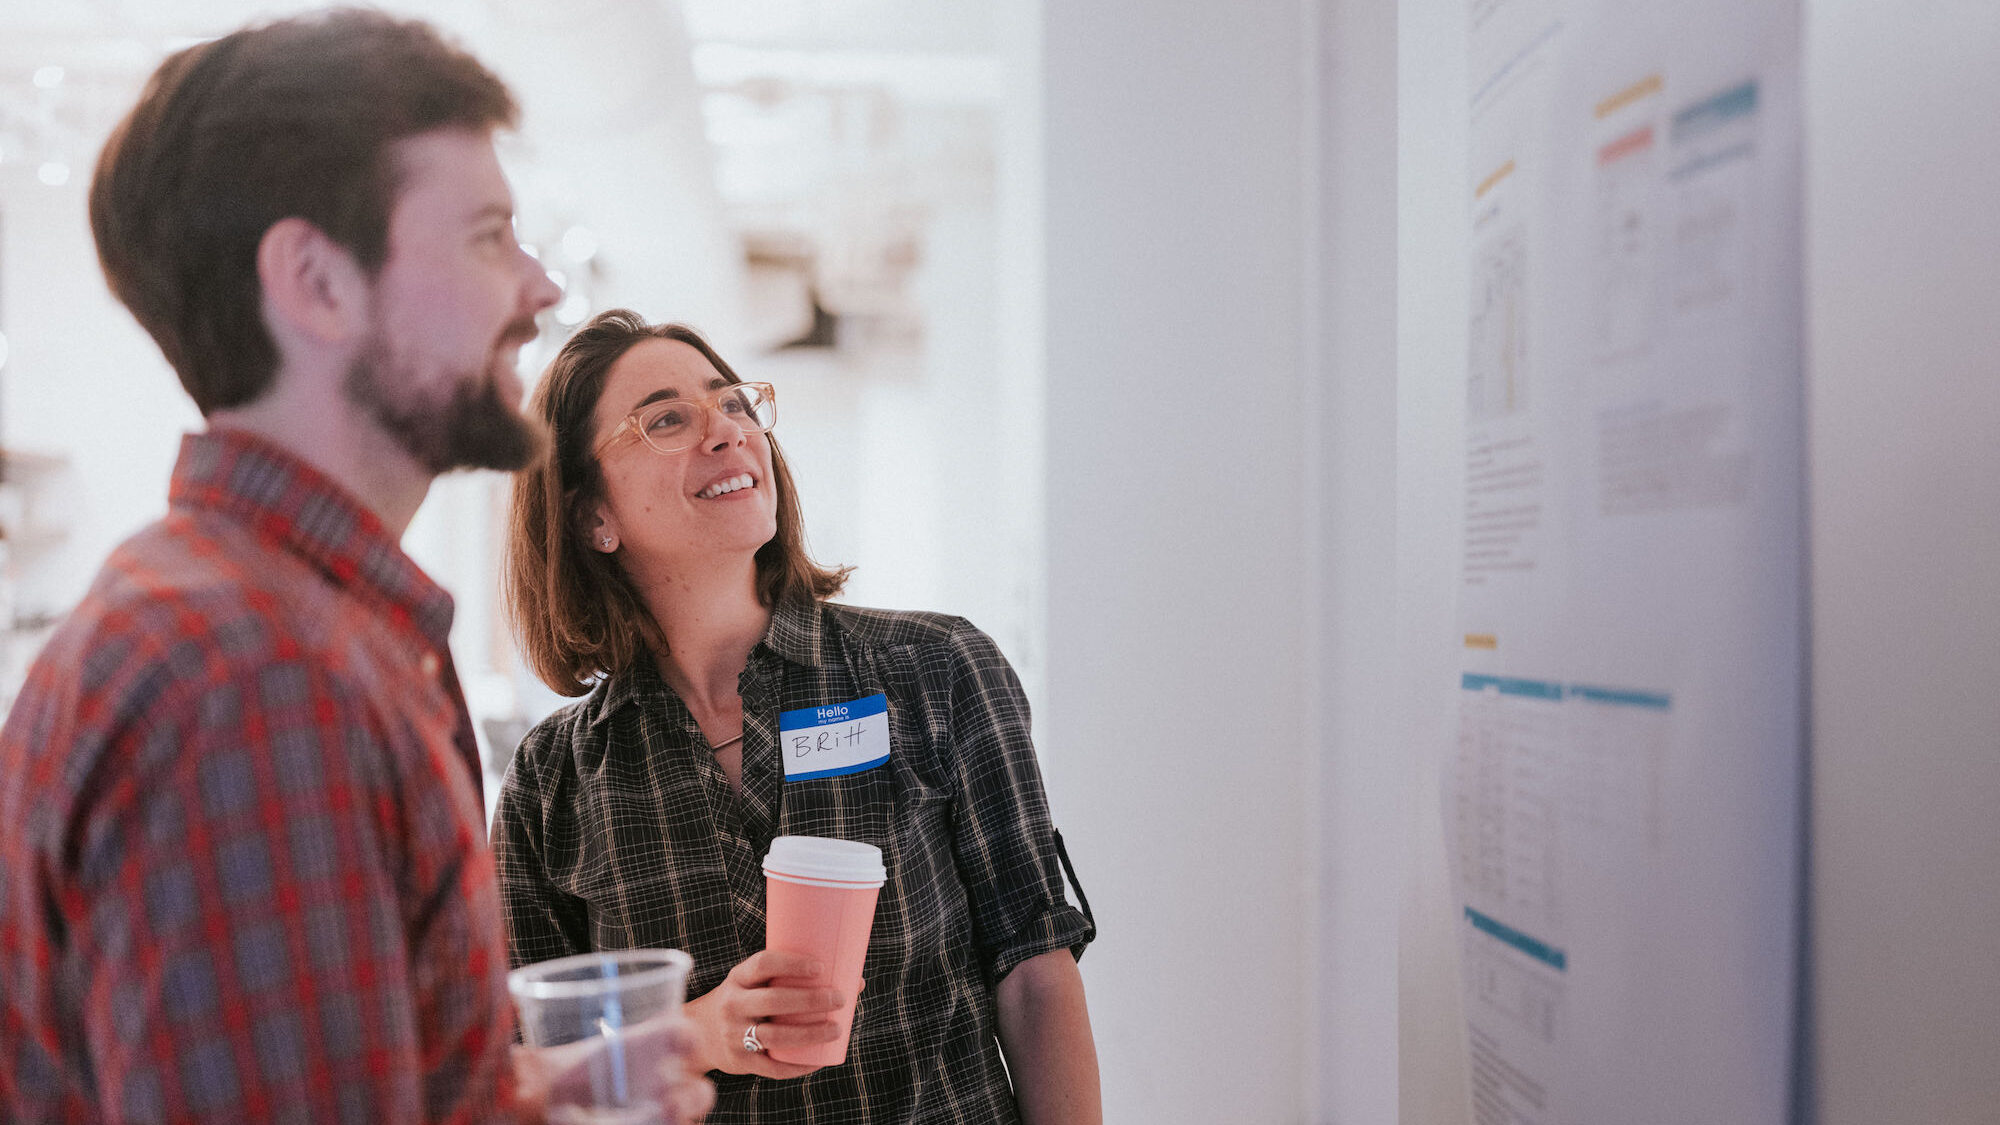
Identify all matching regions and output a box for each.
[594,381,778,457]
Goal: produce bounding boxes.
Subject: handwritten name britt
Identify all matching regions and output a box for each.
[792,723,871,758]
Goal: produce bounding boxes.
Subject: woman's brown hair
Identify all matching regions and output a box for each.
[506,309,849,695]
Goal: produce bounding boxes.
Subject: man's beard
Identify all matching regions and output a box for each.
[344,330,545,474]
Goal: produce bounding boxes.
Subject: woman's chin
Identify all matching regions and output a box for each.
[702,526,780,560]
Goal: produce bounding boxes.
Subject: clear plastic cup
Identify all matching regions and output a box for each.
[508,949,693,1125]
[761,836,887,1066]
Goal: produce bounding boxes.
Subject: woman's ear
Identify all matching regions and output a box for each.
[577,498,621,554]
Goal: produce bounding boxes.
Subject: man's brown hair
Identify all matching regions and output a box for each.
[506,310,850,695]
[90,8,518,414]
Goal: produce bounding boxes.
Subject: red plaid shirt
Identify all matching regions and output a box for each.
[0,429,517,1123]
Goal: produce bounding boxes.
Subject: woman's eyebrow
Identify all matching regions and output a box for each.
[629,378,730,413]
[630,387,682,411]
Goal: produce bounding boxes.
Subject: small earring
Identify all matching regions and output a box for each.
[598,535,616,551]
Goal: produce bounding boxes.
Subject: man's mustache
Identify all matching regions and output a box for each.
[498,316,542,350]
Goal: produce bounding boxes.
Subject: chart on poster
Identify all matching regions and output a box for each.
[1444,1,1804,1122]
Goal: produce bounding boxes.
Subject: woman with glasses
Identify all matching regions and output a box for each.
[492,309,1100,1125]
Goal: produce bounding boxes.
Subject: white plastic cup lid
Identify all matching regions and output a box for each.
[762,836,886,887]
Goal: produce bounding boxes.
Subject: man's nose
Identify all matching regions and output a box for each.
[521,246,561,312]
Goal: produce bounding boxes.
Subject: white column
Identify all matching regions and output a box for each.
[472,0,744,345]
[1041,1,1313,1120]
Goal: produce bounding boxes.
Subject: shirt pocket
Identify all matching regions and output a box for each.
[558,777,732,957]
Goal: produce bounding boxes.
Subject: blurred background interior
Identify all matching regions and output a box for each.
[3,2,1996,1123]
[0,0,1046,761]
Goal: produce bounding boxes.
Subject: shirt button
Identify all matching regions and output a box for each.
[420,652,441,677]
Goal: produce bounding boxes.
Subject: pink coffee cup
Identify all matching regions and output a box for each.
[761,836,886,1066]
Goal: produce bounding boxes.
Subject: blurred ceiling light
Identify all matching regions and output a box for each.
[38,161,69,187]
[32,66,65,89]
[691,43,1000,105]
[554,292,592,327]
[560,225,599,263]
[0,330,10,373]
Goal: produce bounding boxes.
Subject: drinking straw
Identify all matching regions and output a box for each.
[597,957,630,1105]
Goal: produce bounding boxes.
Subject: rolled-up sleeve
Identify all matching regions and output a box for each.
[942,621,1094,986]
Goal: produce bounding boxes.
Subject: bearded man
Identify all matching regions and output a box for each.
[0,10,706,1122]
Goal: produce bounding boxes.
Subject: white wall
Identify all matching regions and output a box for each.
[1806,3,2000,1122]
[1314,0,1404,1122]
[1390,0,1475,1120]
[1041,1,1314,1120]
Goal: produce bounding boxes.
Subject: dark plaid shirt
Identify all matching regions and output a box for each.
[0,429,516,1124]
[493,600,1093,1125]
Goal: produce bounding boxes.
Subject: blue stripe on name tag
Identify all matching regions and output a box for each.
[780,693,888,730]
[787,753,892,782]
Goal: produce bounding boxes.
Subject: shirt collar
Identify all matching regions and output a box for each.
[589,653,666,729]
[758,597,826,670]
[588,597,827,728]
[168,428,456,651]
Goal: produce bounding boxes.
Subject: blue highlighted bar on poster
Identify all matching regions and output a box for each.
[1460,675,1673,710]
[1461,673,1564,701]
[1567,684,1672,710]
[1466,907,1568,971]
[1672,79,1758,142]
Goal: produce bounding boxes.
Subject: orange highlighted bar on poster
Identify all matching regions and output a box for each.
[1597,124,1655,166]
[1475,160,1515,200]
[1464,633,1499,650]
[1595,73,1663,119]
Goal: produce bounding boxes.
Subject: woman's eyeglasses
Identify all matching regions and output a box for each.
[594,382,777,457]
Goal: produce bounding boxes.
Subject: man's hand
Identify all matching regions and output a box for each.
[513,1019,717,1124]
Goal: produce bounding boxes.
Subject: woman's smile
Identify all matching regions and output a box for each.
[695,472,760,500]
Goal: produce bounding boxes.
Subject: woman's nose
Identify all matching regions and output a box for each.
[702,405,747,449]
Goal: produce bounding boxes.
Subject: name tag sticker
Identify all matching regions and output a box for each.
[779,694,891,781]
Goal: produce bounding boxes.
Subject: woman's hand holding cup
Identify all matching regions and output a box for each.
[683,950,845,1079]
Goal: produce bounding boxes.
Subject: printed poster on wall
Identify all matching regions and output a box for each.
[1442,0,1804,1122]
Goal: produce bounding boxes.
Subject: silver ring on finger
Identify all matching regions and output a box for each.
[743,1023,766,1053]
